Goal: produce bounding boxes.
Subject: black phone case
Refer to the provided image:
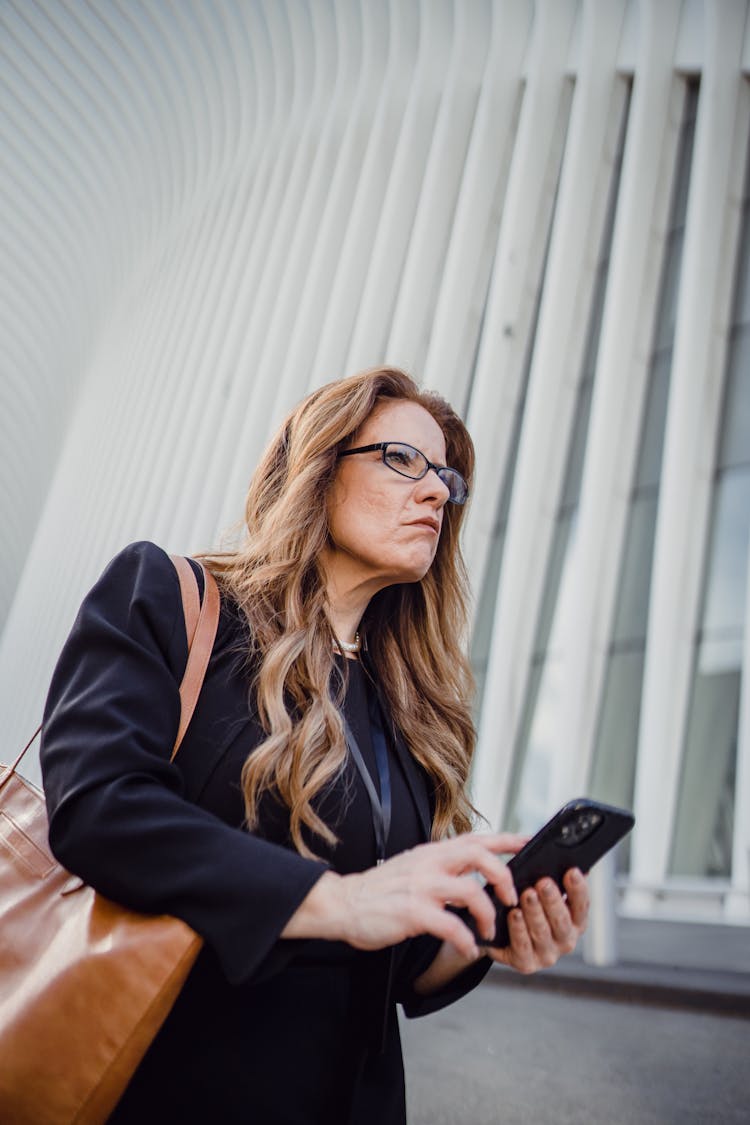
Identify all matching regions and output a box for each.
[481,798,634,948]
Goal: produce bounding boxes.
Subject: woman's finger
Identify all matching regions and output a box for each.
[485,870,589,974]
[419,903,481,960]
[443,877,499,942]
[534,879,578,954]
[401,835,523,920]
[517,888,559,967]
[498,908,538,973]
[391,868,498,944]
[563,868,590,929]
[435,833,528,872]
[402,838,517,910]
[472,832,530,856]
[443,844,520,908]
[484,865,519,910]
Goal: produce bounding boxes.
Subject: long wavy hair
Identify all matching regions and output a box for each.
[200,367,477,858]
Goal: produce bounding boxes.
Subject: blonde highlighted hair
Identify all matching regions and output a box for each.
[200,367,477,858]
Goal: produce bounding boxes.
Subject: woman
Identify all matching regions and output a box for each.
[41,367,588,1124]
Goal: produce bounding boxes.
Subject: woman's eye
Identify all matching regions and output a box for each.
[386,449,413,468]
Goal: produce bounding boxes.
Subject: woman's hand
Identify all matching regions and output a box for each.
[281,833,525,959]
[485,867,589,973]
[412,865,589,994]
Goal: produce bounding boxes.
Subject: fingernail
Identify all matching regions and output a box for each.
[540,879,555,898]
[525,889,538,906]
[569,868,583,885]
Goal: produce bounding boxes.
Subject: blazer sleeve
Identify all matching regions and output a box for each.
[393,928,493,1019]
[40,541,327,985]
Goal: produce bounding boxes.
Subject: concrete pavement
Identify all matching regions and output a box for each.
[400,982,749,1124]
[400,917,750,1123]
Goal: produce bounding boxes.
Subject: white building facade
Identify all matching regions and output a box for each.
[2,0,749,925]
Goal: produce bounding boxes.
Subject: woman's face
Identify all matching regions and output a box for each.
[323,399,451,598]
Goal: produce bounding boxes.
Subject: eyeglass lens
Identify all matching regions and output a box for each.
[383,443,467,504]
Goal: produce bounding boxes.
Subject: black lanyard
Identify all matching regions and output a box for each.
[341,690,392,864]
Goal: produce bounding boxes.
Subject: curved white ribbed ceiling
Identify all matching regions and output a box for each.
[0,0,268,616]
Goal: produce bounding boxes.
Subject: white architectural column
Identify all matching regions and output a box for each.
[551,0,685,806]
[471,0,629,829]
[120,0,291,549]
[197,0,340,533]
[629,0,750,903]
[275,0,393,407]
[385,0,492,376]
[345,0,454,370]
[309,0,421,389]
[424,0,533,405]
[462,0,579,600]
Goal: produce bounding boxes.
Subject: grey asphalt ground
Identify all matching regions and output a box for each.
[400,918,750,1124]
[400,981,750,1124]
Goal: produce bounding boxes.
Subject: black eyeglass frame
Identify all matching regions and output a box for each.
[338,441,469,505]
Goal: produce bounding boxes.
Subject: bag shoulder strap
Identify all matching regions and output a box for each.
[3,553,221,784]
[168,556,221,760]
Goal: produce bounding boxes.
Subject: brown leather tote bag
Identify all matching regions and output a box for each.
[0,555,219,1124]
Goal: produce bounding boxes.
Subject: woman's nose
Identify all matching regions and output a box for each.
[416,469,450,506]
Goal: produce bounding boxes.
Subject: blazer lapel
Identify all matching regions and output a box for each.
[362,661,433,842]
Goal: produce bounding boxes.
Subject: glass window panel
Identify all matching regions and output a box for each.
[578,84,629,383]
[734,198,750,326]
[504,660,544,832]
[581,264,607,377]
[717,326,750,471]
[470,223,545,715]
[590,648,644,807]
[560,378,594,510]
[589,648,645,871]
[635,352,672,489]
[701,469,750,635]
[512,656,563,834]
[470,365,529,716]
[612,494,658,645]
[535,512,573,658]
[470,528,506,715]
[652,231,684,353]
[669,82,698,225]
[650,83,698,353]
[670,637,741,877]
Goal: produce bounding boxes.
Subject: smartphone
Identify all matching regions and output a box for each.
[480,798,634,948]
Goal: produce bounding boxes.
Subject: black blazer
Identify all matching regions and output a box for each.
[40,542,490,1125]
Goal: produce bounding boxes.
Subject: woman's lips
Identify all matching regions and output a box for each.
[408,518,440,534]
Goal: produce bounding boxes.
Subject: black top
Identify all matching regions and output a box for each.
[40,542,492,1125]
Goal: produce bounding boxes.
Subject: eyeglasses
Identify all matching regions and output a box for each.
[338,441,469,505]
